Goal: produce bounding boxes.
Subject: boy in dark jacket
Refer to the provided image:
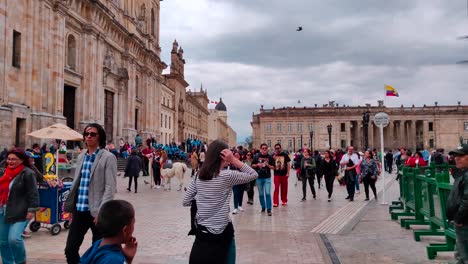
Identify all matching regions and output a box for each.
[80,200,138,264]
[447,144,468,264]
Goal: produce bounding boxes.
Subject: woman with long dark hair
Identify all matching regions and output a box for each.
[321,150,339,202]
[125,149,142,193]
[300,148,316,201]
[0,148,39,264]
[183,140,258,264]
[359,150,379,201]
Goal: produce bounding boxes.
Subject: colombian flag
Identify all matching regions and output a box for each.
[385,85,399,97]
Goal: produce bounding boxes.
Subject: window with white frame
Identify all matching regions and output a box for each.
[277,123,282,133]
[297,123,302,132]
[265,123,272,133]
[308,123,313,132]
[287,123,292,133]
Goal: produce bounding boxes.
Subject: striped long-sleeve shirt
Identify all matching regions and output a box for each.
[182,163,258,234]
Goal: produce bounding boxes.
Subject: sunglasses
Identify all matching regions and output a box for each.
[275,148,281,150]
[84,132,98,137]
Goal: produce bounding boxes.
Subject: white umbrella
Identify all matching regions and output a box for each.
[28,123,83,178]
[27,123,83,141]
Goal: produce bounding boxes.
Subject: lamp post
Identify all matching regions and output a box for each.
[309,130,314,149]
[362,111,370,150]
[327,124,332,149]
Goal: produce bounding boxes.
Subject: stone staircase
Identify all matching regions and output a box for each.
[117,157,127,172]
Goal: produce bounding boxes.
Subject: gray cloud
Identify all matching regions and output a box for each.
[160,0,468,142]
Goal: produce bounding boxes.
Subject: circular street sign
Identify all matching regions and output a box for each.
[374,112,390,127]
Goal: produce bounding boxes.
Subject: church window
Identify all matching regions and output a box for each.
[67,35,77,70]
[151,8,155,37]
[12,30,21,68]
[135,75,140,99]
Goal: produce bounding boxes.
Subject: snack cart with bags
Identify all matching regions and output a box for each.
[29,182,73,235]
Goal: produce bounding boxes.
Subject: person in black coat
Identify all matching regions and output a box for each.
[125,149,143,193]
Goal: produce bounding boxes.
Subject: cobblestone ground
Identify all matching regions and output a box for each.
[25,169,451,264]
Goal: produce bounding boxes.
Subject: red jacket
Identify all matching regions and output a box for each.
[405,157,427,167]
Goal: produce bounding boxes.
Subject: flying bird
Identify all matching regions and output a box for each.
[296,26,303,32]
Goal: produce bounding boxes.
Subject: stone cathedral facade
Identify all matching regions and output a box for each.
[0,0,235,148]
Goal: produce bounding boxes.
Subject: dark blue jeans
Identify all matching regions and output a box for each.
[456,225,468,264]
[232,185,245,209]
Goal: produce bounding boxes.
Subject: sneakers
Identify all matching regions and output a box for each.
[345,196,350,200]
[267,210,272,216]
[313,194,316,200]
[282,202,287,206]
[22,231,31,238]
[301,198,306,202]
[356,190,361,194]
[365,197,370,201]
[261,208,266,213]
[327,198,331,202]
[232,209,238,214]
[273,204,279,207]
[247,199,253,205]
[127,188,131,192]
[238,206,244,212]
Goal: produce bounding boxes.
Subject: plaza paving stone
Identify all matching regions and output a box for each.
[25,169,451,263]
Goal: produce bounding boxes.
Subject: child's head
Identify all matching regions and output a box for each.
[97,200,135,243]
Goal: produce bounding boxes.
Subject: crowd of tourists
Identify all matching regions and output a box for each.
[0,124,467,264]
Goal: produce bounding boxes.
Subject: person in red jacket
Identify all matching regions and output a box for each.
[405,151,427,167]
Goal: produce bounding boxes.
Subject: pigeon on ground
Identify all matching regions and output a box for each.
[296,26,303,31]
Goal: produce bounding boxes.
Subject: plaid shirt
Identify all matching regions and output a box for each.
[76,149,99,212]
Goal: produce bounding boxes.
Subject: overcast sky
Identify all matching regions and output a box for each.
[159,0,468,143]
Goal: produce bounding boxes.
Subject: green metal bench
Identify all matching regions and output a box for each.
[426,181,456,259]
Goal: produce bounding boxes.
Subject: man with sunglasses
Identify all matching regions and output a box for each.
[64,123,117,264]
[447,144,468,264]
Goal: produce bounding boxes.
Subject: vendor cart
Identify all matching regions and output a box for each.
[29,182,73,235]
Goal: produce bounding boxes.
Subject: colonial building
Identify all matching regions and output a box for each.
[0,0,166,147]
[251,101,468,152]
[0,0,237,148]
[184,86,209,143]
[208,98,237,147]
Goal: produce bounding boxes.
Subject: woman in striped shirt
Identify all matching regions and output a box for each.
[183,140,258,264]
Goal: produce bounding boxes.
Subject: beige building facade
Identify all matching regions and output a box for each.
[0,0,237,148]
[251,102,468,152]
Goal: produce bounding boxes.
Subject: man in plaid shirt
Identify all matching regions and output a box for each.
[64,123,117,264]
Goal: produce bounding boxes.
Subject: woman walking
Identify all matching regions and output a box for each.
[244,152,256,205]
[125,149,142,193]
[151,149,162,189]
[300,148,316,201]
[359,150,379,201]
[232,152,246,214]
[0,148,39,264]
[183,140,258,264]
[191,149,199,177]
[321,150,339,202]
